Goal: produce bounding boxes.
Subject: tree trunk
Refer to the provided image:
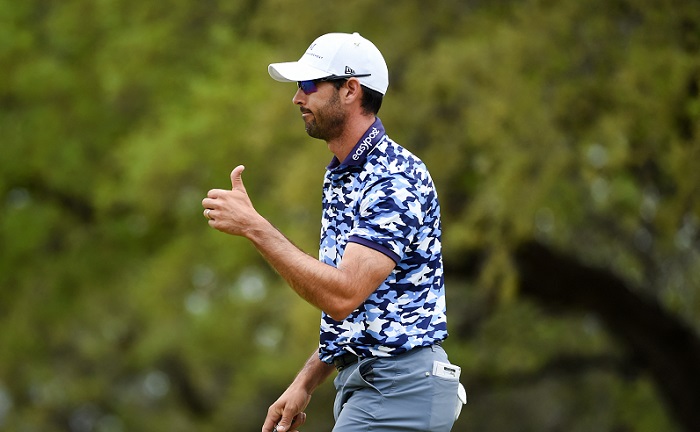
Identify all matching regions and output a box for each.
[513,241,700,432]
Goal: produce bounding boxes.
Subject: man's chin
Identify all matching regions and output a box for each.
[305,122,322,139]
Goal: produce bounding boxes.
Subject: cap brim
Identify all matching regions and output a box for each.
[268,61,331,82]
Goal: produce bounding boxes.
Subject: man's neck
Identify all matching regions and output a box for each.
[327,115,376,162]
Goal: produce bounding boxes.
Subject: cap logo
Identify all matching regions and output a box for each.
[345,66,355,75]
[305,43,324,60]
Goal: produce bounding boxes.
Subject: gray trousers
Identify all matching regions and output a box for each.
[332,344,461,431]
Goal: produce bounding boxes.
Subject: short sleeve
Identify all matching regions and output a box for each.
[347,175,424,263]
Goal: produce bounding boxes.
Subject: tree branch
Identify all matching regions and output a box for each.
[513,240,700,432]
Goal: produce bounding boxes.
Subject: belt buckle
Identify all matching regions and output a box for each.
[334,352,359,371]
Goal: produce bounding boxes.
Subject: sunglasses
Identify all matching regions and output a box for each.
[297,74,371,95]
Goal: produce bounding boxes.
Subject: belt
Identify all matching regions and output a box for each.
[333,351,361,371]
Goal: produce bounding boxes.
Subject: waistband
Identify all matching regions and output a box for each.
[332,342,442,371]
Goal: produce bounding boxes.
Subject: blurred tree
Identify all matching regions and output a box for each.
[1,0,698,431]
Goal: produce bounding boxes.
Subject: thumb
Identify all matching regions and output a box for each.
[275,412,299,432]
[230,165,247,192]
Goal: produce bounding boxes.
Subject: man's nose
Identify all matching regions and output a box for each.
[292,87,306,105]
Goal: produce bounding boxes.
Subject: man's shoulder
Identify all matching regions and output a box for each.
[369,138,425,172]
[365,138,434,191]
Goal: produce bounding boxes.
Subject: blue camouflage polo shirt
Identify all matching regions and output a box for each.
[318,117,448,364]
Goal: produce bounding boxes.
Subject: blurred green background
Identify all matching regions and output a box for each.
[2,0,699,431]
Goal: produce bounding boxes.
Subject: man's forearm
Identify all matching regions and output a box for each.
[244,216,357,319]
[292,349,336,394]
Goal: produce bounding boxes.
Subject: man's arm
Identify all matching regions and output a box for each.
[261,350,335,432]
[201,166,396,320]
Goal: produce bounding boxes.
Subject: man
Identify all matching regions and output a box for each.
[202,32,464,432]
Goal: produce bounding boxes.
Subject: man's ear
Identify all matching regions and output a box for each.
[342,78,363,105]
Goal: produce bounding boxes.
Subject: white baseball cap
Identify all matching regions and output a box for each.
[268,32,389,95]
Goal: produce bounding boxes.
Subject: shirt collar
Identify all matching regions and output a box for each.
[327,117,386,172]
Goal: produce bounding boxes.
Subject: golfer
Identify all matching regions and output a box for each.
[202,32,464,432]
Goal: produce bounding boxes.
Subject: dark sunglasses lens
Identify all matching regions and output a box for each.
[298,80,317,94]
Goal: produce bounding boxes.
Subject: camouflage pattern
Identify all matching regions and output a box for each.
[318,118,448,363]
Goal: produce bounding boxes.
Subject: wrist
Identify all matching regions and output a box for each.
[293,357,335,394]
[242,213,274,241]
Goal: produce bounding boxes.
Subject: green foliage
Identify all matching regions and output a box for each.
[1,0,698,430]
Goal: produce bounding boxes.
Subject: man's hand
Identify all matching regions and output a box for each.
[262,385,311,432]
[202,165,263,237]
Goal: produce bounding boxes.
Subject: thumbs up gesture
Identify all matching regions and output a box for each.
[202,165,260,237]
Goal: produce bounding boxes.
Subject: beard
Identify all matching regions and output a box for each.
[303,90,347,141]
